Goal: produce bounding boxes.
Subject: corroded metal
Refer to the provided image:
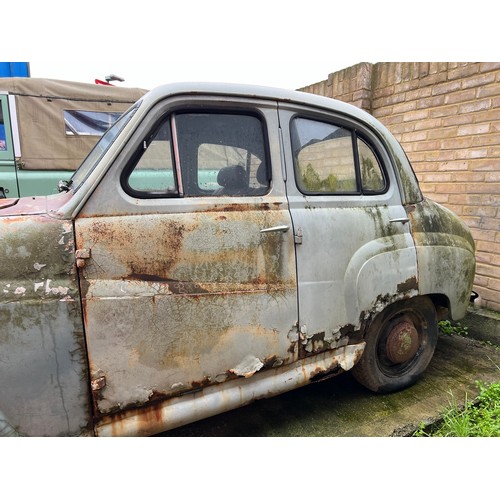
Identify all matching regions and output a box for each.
[408,199,476,320]
[75,204,299,418]
[385,318,419,364]
[0,211,92,436]
[95,343,366,437]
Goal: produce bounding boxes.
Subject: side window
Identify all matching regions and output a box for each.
[126,119,178,196]
[0,97,10,154]
[196,143,265,193]
[64,110,123,136]
[358,137,385,192]
[291,117,387,195]
[176,113,269,197]
[124,111,270,198]
[291,118,357,194]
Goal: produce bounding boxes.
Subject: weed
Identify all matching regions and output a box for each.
[438,320,468,337]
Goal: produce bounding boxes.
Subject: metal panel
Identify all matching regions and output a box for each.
[409,198,476,319]
[95,343,365,437]
[76,204,298,421]
[0,215,92,436]
[278,106,419,355]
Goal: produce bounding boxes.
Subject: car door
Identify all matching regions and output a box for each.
[74,96,298,427]
[278,104,419,356]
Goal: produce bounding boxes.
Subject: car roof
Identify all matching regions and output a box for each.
[144,81,374,124]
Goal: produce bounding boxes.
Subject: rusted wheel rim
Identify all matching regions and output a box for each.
[385,317,420,364]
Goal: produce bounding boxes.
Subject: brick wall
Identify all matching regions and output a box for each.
[301,62,500,312]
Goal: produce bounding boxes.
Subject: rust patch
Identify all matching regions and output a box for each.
[127,273,210,294]
[262,355,283,369]
[310,364,342,382]
[397,276,418,295]
[191,376,212,389]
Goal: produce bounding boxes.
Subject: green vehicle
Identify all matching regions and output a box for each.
[0,78,146,198]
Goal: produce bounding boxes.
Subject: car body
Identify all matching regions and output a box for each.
[0,82,476,436]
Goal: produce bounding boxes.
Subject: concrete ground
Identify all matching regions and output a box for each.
[158,309,500,437]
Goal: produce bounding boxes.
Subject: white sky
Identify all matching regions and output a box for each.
[5,1,495,92]
[27,60,355,91]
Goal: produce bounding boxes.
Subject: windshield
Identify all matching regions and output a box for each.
[68,103,140,190]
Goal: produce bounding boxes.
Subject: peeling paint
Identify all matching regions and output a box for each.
[96,342,366,437]
[409,198,476,319]
[76,204,299,418]
[0,214,92,436]
[44,279,70,296]
[230,355,264,378]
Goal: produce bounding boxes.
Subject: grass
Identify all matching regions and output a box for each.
[414,379,500,437]
[415,321,500,436]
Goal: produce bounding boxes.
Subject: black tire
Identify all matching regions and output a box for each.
[352,296,438,393]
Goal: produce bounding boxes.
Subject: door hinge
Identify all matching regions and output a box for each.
[75,248,91,268]
[91,375,106,392]
[294,227,303,245]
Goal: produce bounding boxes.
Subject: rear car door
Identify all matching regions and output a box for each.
[278,104,419,355]
[74,96,298,430]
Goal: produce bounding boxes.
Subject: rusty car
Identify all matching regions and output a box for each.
[0,82,476,436]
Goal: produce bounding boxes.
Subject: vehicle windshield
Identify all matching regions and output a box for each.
[67,103,140,191]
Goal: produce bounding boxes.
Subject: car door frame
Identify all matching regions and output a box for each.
[278,102,420,357]
[73,94,302,436]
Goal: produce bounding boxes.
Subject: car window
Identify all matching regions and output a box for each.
[0,99,7,152]
[291,117,387,195]
[125,112,270,198]
[292,118,357,194]
[176,113,269,197]
[358,137,386,192]
[0,96,12,158]
[127,119,178,195]
[71,103,139,191]
[64,109,123,136]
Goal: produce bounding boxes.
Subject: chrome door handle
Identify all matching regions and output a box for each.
[260,225,290,234]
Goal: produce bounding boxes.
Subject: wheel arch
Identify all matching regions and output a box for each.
[352,295,439,393]
[344,234,419,329]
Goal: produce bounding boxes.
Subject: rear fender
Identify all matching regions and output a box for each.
[409,199,476,320]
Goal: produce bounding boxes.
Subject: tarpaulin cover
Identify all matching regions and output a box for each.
[0,78,147,170]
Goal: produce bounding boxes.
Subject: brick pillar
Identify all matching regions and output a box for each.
[300,63,373,112]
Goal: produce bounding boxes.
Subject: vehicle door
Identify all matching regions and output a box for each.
[74,96,298,421]
[278,104,418,356]
[0,93,18,197]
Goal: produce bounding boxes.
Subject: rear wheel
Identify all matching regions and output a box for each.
[352,296,438,393]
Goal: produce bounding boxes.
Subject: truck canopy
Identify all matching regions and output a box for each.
[0,78,147,170]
